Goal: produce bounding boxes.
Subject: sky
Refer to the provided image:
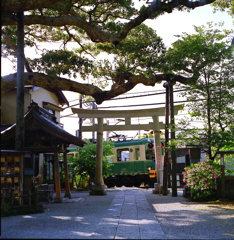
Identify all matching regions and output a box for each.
[1,2,233,139]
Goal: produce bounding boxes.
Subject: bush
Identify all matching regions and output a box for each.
[183,160,223,201]
[1,196,44,217]
[69,140,114,187]
[1,196,11,217]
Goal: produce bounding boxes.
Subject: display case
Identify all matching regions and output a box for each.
[1,150,34,205]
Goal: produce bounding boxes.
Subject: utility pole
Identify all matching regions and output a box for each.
[15,11,25,151]
[162,81,169,195]
[169,80,177,197]
[92,101,97,141]
[78,94,83,138]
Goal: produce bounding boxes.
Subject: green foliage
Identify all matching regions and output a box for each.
[173,23,234,159]
[94,24,166,85]
[2,0,139,84]
[212,0,234,16]
[0,194,43,217]
[1,196,11,217]
[183,160,223,201]
[164,23,233,74]
[69,140,114,187]
[2,1,233,104]
[29,50,94,78]
[3,1,138,55]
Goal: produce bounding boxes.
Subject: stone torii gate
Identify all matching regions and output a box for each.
[72,105,182,195]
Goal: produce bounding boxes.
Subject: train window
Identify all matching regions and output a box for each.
[117,148,130,161]
[135,148,140,160]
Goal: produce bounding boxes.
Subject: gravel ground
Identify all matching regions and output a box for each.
[145,189,234,239]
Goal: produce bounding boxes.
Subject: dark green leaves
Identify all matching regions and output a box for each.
[28,50,94,78]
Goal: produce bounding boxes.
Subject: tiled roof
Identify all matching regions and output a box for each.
[1,102,86,151]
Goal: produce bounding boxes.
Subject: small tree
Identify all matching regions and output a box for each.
[169,23,234,160]
[69,140,114,188]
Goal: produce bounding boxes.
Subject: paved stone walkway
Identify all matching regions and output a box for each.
[92,188,165,239]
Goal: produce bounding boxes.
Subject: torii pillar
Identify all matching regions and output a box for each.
[152,115,163,194]
[90,117,106,195]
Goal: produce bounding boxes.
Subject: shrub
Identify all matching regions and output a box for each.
[69,140,114,187]
[183,160,223,201]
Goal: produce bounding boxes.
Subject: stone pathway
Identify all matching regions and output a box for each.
[92,188,165,239]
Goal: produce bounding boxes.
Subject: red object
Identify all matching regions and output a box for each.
[148,143,154,148]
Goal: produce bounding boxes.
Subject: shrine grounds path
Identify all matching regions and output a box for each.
[1,187,234,239]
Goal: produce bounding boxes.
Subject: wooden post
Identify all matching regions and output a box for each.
[90,117,106,195]
[28,189,31,208]
[220,153,225,199]
[53,151,62,202]
[19,153,24,206]
[34,187,38,209]
[63,150,71,199]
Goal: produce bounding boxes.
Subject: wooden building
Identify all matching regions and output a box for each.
[1,87,85,204]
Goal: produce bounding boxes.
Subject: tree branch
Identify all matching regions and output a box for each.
[1,71,198,104]
[2,0,64,12]
[2,0,217,45]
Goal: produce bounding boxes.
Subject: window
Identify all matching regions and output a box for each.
[43,154,54,181]
[135,148,140,160]
[24,153,35,175]
[117,148,130,161]
[44,107,55,116]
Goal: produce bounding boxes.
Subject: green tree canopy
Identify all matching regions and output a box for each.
[172,23,234,160]
[1,0,222,104]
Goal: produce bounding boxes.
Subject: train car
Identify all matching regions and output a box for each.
[104,138,157,188]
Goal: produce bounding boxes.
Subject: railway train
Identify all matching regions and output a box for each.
[104,138,158,188]
[104,139,207,188]
[67,138,207,188]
